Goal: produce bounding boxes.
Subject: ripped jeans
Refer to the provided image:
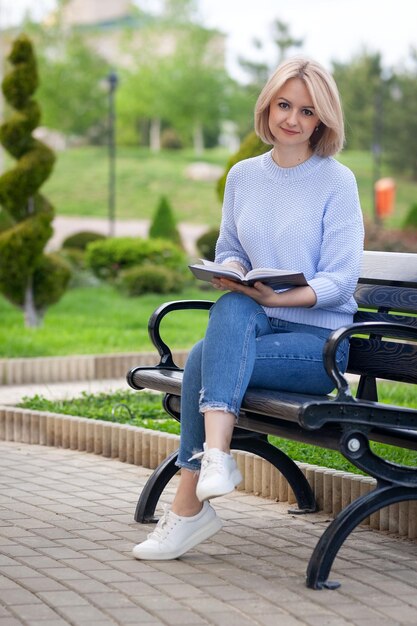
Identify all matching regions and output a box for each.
[176,292,349,471]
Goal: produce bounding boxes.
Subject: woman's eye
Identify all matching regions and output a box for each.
[278,102,289,109]
[303,109,314,116]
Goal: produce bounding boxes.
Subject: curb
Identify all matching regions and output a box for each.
[1,405,415,541]
[0,350,189,385]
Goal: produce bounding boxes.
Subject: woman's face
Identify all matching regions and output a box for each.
[268,77,320,150]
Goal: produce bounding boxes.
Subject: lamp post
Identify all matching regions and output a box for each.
[107,71,118,237]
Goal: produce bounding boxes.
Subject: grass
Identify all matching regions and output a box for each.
[19,390,181,435]
[0,284,218,357]
[4,145,414,229]
[40,146,227,227]
[18,382,417,476]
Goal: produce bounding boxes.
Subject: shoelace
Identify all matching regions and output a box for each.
[148,505,178,541]
[189,448,226,476]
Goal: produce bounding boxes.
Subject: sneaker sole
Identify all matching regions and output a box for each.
[132,515,223,560]
[196,468,243,502]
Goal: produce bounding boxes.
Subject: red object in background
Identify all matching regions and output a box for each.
[375,177,396,218]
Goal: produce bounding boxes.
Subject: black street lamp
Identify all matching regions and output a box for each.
[107,71,118,237]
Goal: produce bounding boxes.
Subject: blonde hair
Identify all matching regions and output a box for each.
[254,57,345,157]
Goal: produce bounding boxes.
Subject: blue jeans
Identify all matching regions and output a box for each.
[177,292,349,471]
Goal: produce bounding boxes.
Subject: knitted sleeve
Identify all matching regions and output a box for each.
[309,168,364,309]
[214,165,251,271]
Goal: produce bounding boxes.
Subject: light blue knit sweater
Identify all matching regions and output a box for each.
[215,150,364,329]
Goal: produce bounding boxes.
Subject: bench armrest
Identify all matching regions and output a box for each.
[324,321,417,401]
[148,299,215,368]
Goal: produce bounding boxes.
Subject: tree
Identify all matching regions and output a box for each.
[383,50,417,180]
[117,21,229,153]
[161,25,230,153]
[271,19,303,63]
[25,19,110,140]
[117,52,173,150]
[238,20,303,87]
[0,34,71,327]
[332,52,384,151]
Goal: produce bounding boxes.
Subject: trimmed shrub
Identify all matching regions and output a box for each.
[196,228,220,261]
[32,253,72,311]
[149,195,182,247]
[0,209,13,233]
[117,264,184,296]
[59,247,86,271]
[216,131,270,202]
[403,203,417,230]
[85,237,187,280]
[62,230,106,250]
[0,34,70,327]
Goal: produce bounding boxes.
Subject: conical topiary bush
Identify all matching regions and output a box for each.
[149,195,182,248]
[0,34,71,327]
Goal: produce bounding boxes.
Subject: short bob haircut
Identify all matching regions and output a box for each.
[254,56,344,157]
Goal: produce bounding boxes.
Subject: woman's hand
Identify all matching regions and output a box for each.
[212,278,282,307]
[212,277,317,308]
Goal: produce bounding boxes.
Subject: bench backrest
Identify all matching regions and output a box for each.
[349,251,417,397]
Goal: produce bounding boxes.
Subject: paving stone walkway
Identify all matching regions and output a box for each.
[1,441,417,625]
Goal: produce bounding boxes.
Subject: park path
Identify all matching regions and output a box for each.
[48,215,208,256]
[1,438,417,625]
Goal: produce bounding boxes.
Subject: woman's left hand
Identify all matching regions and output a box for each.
[212,278,317,308]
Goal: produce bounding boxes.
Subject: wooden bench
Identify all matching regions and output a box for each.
[127,250,417,590]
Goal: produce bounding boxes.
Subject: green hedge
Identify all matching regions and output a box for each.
[117,263,185,296]
[85,237,187,280]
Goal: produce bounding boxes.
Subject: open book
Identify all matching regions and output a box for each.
[189,260,307,290]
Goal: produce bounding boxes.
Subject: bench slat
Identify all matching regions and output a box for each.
[360,250,417,285]
[354,283,417,312]
[130,366,417,452]
[354,310,417,328]
[348,337,417,383]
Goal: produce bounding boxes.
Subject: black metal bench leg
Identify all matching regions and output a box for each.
[134,450,179,523]
[231,435,317,514]
[306,484,417,590]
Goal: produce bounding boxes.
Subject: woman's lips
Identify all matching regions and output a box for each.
[281,127,299,135]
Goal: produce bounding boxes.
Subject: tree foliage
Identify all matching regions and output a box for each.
[332,52,383,151]
[25,19,110,140]
[383,51,417,179]
[118,20,230,152]
[0,34,71,327]
[8,7,417,176]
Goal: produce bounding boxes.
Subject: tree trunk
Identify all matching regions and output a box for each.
[193,122,204,156]
[24,277,42,328]
[150,118,161,152]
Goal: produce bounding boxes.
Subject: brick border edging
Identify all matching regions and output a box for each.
[1,405,416,540]
[0,351,189,385]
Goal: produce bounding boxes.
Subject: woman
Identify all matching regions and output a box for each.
[133,56,364,560]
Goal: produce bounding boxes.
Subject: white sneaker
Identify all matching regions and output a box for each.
[132,501,222,560]
[191,445,243,502]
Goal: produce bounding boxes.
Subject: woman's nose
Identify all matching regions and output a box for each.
[287,110,298,126]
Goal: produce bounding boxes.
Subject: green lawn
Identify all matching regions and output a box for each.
[14,145,417,229]
[41,146,227,227]
[0,284,217,357]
